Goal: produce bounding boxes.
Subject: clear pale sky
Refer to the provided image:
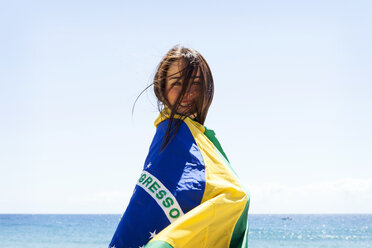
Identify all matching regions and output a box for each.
[1,0,371,214]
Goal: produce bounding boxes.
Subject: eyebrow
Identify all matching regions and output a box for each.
[168,76,181,80]
[168,75,202,80]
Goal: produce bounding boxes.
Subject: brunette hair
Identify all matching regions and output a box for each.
[133,44,214,150]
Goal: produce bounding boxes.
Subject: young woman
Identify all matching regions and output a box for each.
[109,45,250,248]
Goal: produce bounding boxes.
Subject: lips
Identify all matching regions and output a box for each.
[180,102,193,107]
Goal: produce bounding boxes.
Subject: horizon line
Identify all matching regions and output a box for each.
[1,212,372,215]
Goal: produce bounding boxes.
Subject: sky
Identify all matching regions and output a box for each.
[0,0,371,214]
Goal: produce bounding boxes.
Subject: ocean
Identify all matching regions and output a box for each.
[0,214,371,248]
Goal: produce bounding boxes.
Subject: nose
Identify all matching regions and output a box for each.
[181,84,199,101]
[180,92,192,104]
[186,84,198,94]
[185,88,196,98]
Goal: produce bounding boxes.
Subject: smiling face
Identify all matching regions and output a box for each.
[165,60,202,117]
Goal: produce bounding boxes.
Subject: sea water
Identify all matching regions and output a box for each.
[0,214,371,247]
[248,214,371,248]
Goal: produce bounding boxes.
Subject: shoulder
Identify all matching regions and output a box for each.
[145,118,204,171]
[152,119,196,152]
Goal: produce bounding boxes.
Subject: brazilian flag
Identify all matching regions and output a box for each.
[109,110,250,248]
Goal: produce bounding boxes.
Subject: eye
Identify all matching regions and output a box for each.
[193,81,201,85]
[172,81,181,86]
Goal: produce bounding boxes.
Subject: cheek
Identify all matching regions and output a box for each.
[166,88,181,105]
